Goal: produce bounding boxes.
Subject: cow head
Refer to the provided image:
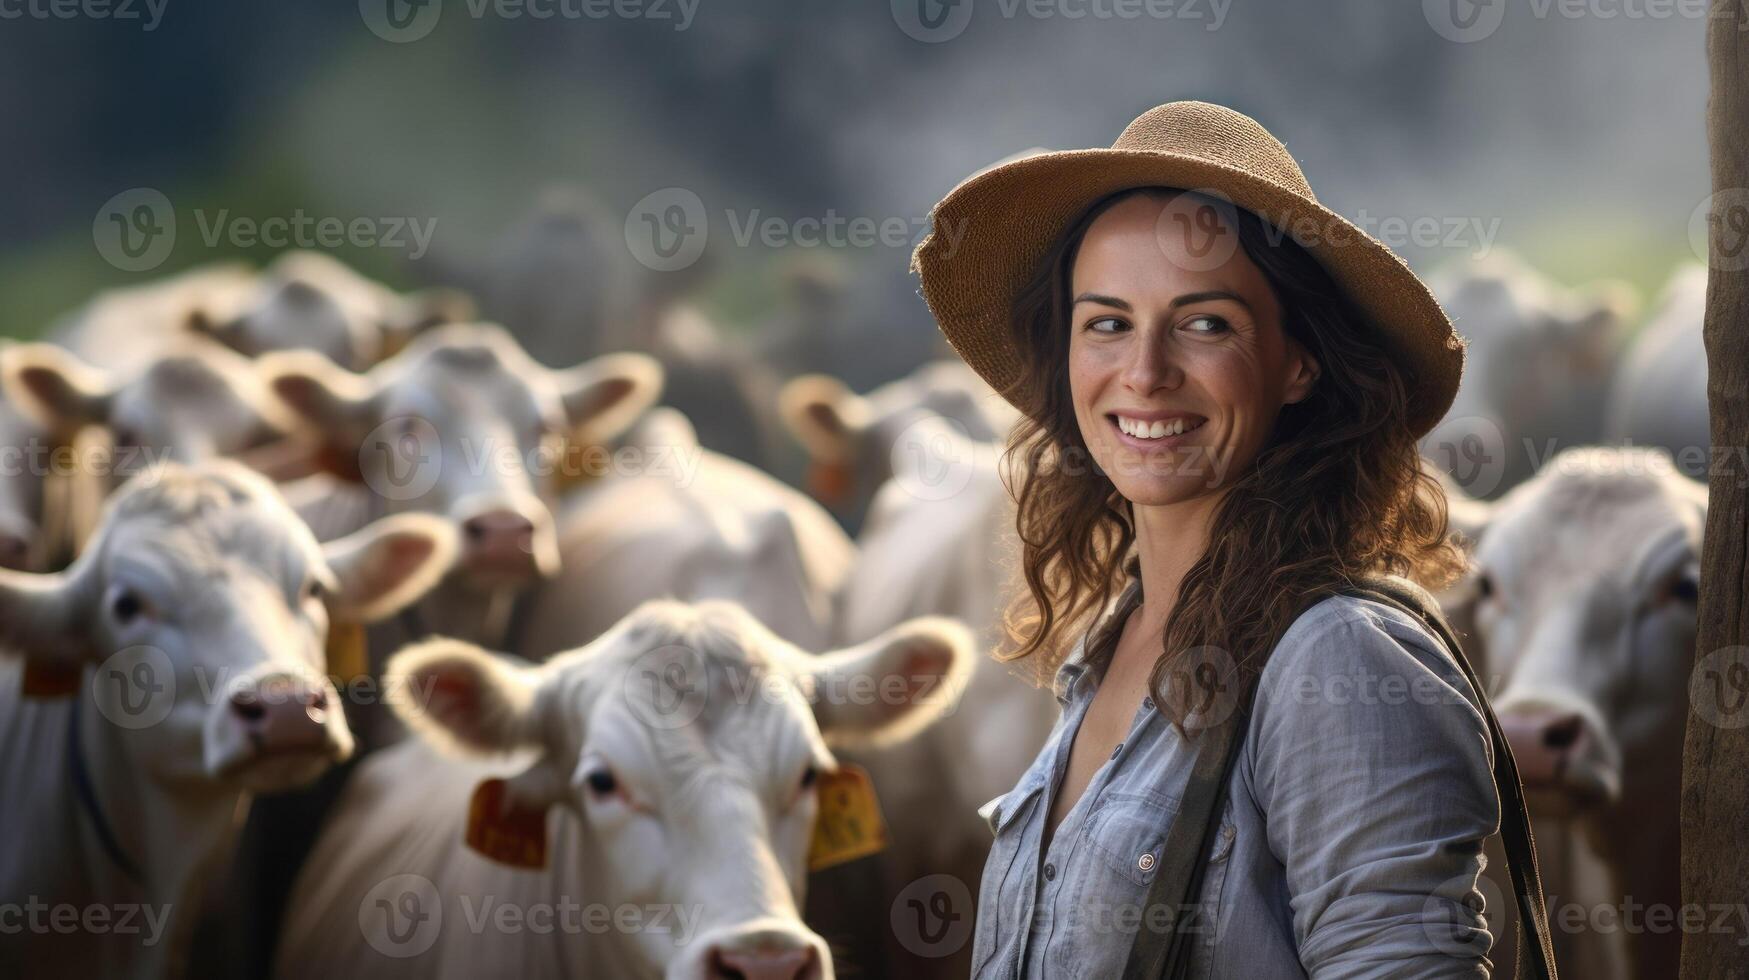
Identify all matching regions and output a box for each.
[1,339,300,479]
[262,324,662,590]
[778,361,1014,517]
[190,251,474,371]
[1455,447,1703,831]
[0,461,454,791]
[387,601,974,980]
[1423,252,1634,497]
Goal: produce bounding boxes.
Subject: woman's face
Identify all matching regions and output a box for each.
[1068,193,1320,508]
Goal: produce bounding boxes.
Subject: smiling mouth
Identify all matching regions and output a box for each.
[1108,413,1208,443]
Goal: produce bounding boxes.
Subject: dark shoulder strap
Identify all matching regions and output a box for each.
[1119,578,1559,980]
[1339,576,1560,980]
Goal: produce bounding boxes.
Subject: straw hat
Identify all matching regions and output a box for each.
[911,100,1464,438]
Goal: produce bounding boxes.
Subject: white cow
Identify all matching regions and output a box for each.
[778,360,1019,528]
[49,254,468,375]
[260,323,664,648]
[1605,264,1710,479]
[1444,446,1704,980]
[2,338,302,477]
[825,412,1054,978]
[188,251,473,371]
[276,601,974,980]
[1423,252,1633,497]
[0,461,455,980]
[0,385,61,571]
[515,408,855,658]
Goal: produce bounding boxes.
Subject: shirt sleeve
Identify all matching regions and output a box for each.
[1247,600,1501,980]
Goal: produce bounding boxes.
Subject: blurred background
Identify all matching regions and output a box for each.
[0,0,1712,385]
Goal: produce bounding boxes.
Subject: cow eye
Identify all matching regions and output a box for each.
[111,589,148,624]
[303,579,327,604]
[1668,574,1700,606]
[799,765,819,791]
[1475,572,1495,601]
[584,768,618,797]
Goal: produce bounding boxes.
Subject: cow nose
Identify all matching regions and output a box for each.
[229,677,333,754]
[460,509,540,573]
[708,946,820,980]
[1501,708,1589,787]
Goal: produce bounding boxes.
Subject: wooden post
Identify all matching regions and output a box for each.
[1681,3,1749,975]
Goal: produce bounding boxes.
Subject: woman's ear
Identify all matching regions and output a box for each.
[1282,342,1321,405]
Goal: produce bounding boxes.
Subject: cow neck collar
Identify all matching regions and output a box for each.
[67,691,146,887]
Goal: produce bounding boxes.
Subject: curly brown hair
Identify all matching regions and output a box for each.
[996,187,1465,727]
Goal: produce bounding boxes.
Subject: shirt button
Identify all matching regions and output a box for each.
[1142,696,1155,710]
[1044,863,1057,881]
[1110,743,1124,760]
[1138,852,1156,872]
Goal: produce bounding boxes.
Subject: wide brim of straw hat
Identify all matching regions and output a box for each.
[910,101,1464,439]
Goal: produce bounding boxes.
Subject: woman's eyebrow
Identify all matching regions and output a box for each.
[1072,292,1131,310]
[1169,289,1249,310]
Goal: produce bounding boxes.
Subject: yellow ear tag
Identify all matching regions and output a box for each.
[466,778,550,869]
[20,661,84,699]
[325,622,369,684]
[807,763,888,872]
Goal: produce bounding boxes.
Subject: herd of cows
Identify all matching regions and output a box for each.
[0,238,1719,980]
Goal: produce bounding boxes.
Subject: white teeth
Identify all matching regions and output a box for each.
[1115,415,1200,439]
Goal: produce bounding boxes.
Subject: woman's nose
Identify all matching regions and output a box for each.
[1119,333,1183,394]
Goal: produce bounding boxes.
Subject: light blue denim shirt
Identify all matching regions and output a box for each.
[971,573,1501,979]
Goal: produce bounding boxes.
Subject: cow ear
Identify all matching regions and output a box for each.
[259,350,379,450]
[555,352,663,445]
[0,343,115,438]
[801,616,975,749]
[0,566,97,667]
[778,374,869,463]
[386,638,544,755]
[321,513,456,624]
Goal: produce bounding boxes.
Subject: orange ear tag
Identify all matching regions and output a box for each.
[20,661,84,699]
[807,763,888,872]
[466,778,550,869]
[807,460,854,508]
[325,622,369,684]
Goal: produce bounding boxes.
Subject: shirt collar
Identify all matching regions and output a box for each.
[1052,555,1144,706]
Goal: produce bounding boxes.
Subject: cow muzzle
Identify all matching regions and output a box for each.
[1499,705,1620,812]
[676,921,829,980]
[453,500,559,587]
[207,671,354,789]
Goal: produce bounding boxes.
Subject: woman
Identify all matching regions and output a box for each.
[913,102,1506,977]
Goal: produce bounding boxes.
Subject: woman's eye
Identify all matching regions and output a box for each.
[1086,316,1126,334]
[1181,314,1230,334]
